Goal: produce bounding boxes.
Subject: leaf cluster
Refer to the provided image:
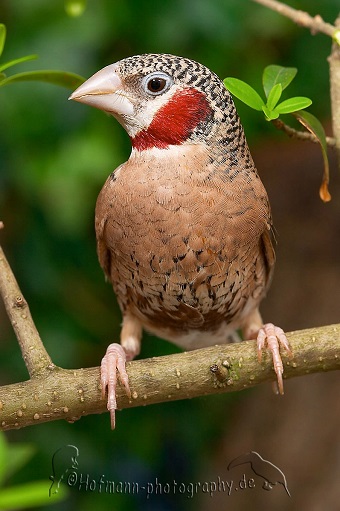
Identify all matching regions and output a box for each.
[224,65,331,202]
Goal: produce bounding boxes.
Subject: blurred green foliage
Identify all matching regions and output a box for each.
[0,1,338,510]
[0,431,67,508]
[0,22,84,89]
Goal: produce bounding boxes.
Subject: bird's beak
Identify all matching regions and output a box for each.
[69,64,134,116]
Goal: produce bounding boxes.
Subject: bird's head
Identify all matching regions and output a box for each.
[69,54,240,152]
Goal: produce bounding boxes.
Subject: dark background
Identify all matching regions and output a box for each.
[0,1,339,509]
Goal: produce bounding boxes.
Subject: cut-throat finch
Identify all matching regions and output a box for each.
[70,54,292,428]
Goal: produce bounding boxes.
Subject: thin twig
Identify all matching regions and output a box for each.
[252,0,340,158]
[0,242,54,378]
[272,118,337,147]
[251,0,339,39]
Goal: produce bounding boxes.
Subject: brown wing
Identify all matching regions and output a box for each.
[95,215,112,282]
[260,227,276,293]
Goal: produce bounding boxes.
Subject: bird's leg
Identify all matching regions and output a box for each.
[101,314,142,429]
[242,308,292,394]
[256,323,292,394]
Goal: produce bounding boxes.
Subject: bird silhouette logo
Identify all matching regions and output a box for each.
[49,444,79,496]
[228,451,290,497]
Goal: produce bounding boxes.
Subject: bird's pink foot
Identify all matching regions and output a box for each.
[256,323,292,394]
[101,343,131,429]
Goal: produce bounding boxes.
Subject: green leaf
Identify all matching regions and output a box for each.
[0,24,6,58]
[276,96,312,114]
[0,70,84,89]
[224,77,264,111]
[0,54,38,73]
[262,105,279,120]
[0,481,67,509]
[263,65,297,97]
[293,110,331,202]
[266,83,282,111]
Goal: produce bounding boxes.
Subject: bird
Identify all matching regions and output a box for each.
[228,451,291,496]
[69,54,292,428]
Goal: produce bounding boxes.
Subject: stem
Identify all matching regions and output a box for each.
[251,0,339,39]
[329,16,340,162]
[272,118,336,147]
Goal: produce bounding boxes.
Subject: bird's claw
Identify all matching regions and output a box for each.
[257,323,292,394]
[101,343,131,429]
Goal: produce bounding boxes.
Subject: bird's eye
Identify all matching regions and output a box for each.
[142,72,173,96]
[148,78,166,93]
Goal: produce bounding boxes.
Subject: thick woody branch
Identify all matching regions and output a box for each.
[251,0,340,39]
[0,323,339,431]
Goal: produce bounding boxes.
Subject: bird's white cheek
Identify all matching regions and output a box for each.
[118,112,150,137]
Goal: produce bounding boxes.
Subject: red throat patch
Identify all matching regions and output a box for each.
[131,88,212,151]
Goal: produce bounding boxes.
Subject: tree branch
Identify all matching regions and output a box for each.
[0,229,54,378]
[0,234,339,431]
[251,0,340,39]
[329,16,340,161]
[0,324,339,431]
